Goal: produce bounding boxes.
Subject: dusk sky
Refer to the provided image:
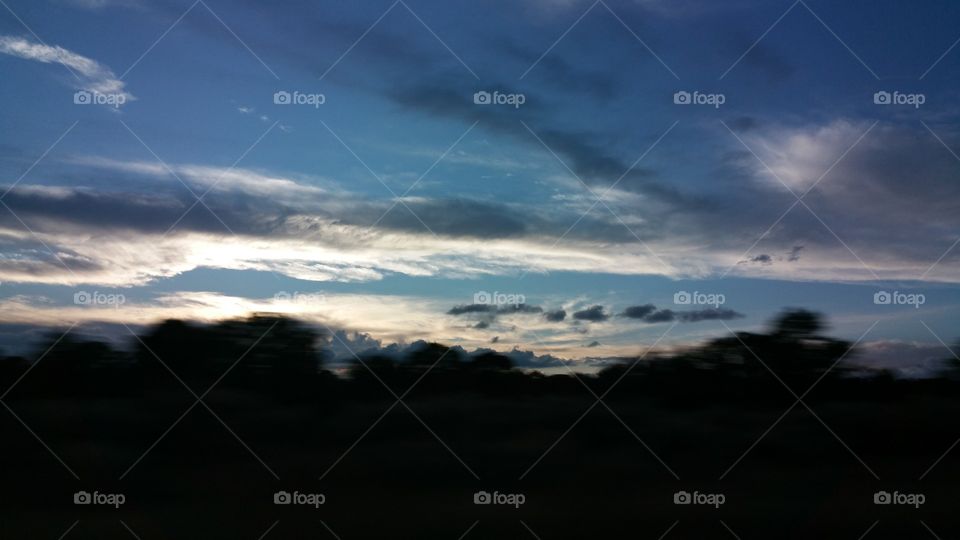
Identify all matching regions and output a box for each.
[1,0,959,371]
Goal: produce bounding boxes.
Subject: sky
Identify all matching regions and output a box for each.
[0,0,959,372]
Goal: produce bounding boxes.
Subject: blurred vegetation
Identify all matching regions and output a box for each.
[1,310,958,539]
[2,309,953,403]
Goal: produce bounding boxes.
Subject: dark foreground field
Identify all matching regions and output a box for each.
[1,312,958,539]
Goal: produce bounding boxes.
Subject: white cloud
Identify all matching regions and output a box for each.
[744,119,867,194]
[0,35,134,104]
[68,156,330,200]
[6,130,960,291]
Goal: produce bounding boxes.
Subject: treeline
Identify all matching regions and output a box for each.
[0,310,956,404]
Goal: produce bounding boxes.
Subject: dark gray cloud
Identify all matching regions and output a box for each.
[788,245,804,262]
[372,198,529,239]
[447,303,543,327]
[386,81,700,208]
[586,340,601,348]
[0,187,267,236]
[619,304,657,319]
[643,309,677,323]
[543,309,566,322]
[573,305,609,322]
[737,247,802,266]
[0,179,619,246]
[499,304,544,315]
[447,304,497,315]
[619,305,745,323]
[0,235,105,276]
[745,254,773,265]
[677,308,744,322]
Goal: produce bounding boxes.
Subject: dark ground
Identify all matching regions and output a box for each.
[1,312,958,539]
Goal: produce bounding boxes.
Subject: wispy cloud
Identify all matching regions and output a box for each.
[0,35,134,103]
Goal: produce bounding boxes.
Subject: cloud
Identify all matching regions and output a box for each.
[676,308,744,322]
[447,304,497,316]
[573,305,609,322]
[619,304,657,319]
[388,80,693,205]
[447,303,543,324]
[642,309,676,323]
[0,35,134,103]
[543,309,566,322]
[0,155,702,287]
[716,119,960,282]
[787,245,804,262]
[0,184,680,286]
[743,254,773,265]
[7,118,960,290]
[619,305,744,323]
[738,246,803,266]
